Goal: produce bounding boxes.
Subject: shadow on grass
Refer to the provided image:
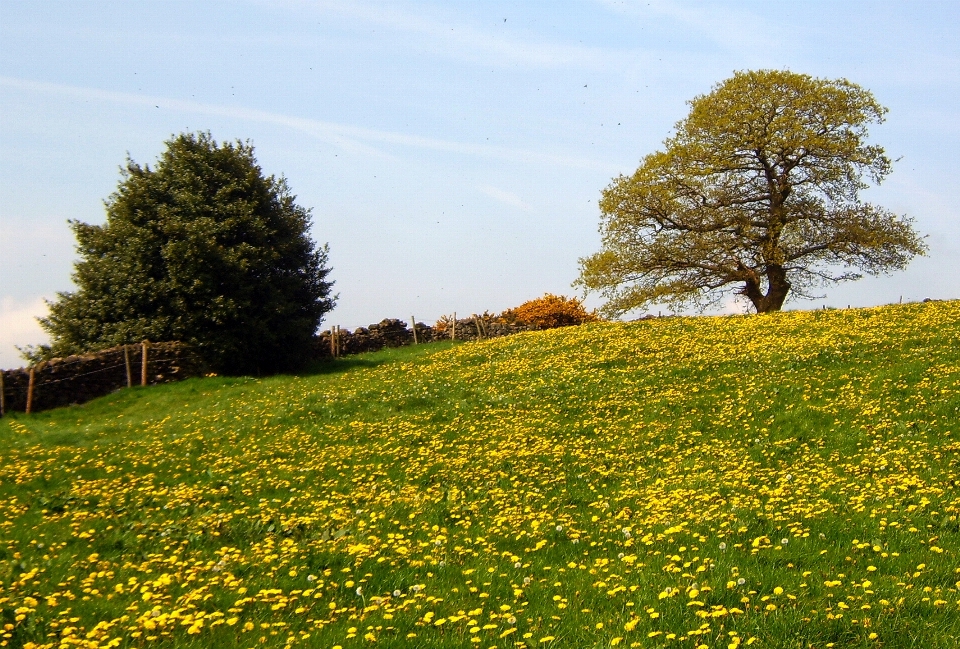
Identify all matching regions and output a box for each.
[295,356,390,377]
[0,341,463,425]
[294,340,463,378]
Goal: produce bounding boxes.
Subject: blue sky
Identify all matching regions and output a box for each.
[2,1,958,368]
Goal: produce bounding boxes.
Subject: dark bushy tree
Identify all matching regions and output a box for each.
[33,132,335,374]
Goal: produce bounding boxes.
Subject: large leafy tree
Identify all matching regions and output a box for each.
[576,70,926,315]
[34,132,335,374]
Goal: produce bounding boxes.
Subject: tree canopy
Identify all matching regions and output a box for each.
[33,132,335,374]
[576,69,926,315]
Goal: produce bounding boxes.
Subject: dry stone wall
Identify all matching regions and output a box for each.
[0,316,539,415]
[314,316,537,359]
[0,342,205,415]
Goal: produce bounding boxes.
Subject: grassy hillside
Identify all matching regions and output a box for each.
[1,301,959,649]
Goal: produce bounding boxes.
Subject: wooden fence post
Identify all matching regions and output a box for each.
[26,366,36,415]
[330,326,341,358]
[452,312,456,341]
[141,340,149,386]
[411,316,418,344]
[0,370,5,417]
[124,345,133,388]
[474,315,483,340]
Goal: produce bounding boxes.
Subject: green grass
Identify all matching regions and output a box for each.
[1,302,959,649]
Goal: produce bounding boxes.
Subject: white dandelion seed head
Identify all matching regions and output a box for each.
[719,542,727,551]
[392,590,401,598]
[781,538,789,545]
[514,561,522,569]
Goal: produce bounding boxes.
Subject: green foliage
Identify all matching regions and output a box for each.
[577,69,927,315]
[32,132,335,374]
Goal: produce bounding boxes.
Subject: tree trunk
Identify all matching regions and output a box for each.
[743,264,791,313]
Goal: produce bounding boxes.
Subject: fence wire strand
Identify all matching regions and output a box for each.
[0,344,204,411]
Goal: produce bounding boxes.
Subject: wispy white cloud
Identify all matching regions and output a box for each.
[594,0,783,59]
[479,185,530,211]
[0,296,48,370]
[0,76,605,170]
[286,0,617,70]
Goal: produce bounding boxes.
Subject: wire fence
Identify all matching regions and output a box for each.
[0,342,206,416]
[0,314,567,417]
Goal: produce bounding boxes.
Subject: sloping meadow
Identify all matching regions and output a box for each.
[1,301,959,648]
